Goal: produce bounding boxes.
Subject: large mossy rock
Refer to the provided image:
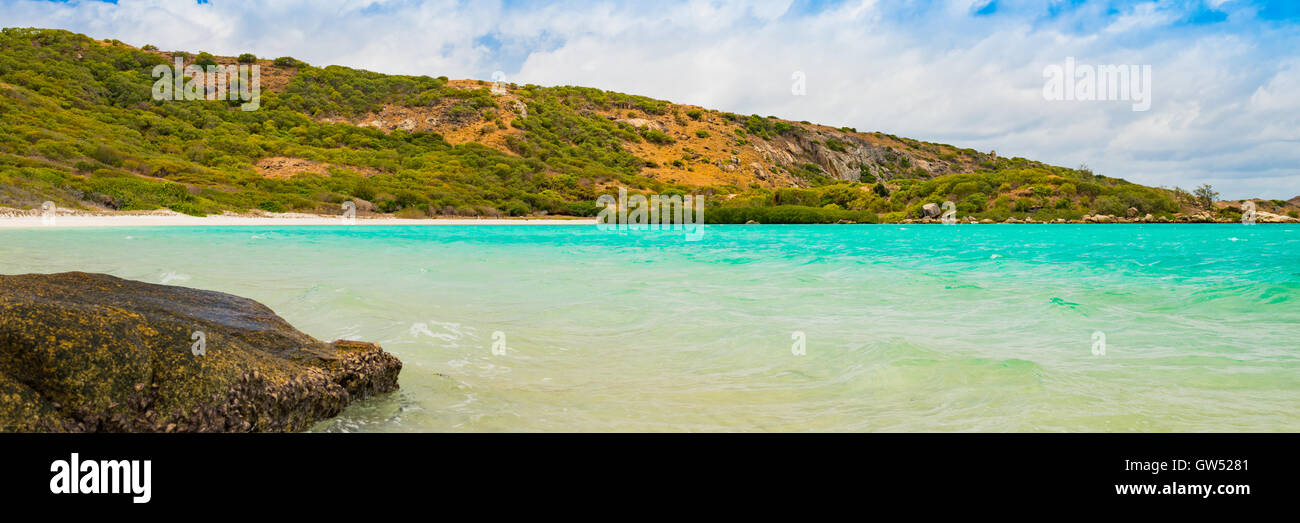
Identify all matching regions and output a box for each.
[0,272,401,432]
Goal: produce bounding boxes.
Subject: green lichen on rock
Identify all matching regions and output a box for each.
[0,272,401,432]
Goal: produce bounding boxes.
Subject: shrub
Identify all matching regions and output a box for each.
[273,56,305,68]
[505,199,530,216]
[640,128,674,145]
[707,205,878,224]
[1092,195,1126,216]
[774,188,821,207]
[89,145,126,167]
[961,193,987,212]
[695,130,710,138]
[686,109,702,120]
[951,181,981,198]
[237,53,257,64]
[194,52,217,68]
[820,185,857,207]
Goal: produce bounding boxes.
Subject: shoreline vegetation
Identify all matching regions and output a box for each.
[2,28,1298,226]
[1,206,1296,228]
[0,207,596,228]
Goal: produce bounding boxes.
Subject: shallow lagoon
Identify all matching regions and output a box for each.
[2,224,1296,432]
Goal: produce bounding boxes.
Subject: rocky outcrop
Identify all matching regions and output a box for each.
[0,272,401,432]
[1256,211,1299,223]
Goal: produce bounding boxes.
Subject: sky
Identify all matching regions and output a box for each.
[2,0,1297,199]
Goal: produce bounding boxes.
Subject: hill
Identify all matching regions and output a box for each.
[1,28,1296,223]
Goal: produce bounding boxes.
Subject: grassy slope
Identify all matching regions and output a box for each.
[1,28,1295,223]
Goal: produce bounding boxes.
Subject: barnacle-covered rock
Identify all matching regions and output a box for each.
[0,272,401,432]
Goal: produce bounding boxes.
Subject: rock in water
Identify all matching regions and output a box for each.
[0,272,402,432]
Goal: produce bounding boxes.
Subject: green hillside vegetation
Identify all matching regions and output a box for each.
[0,28,678,217]
[0,28,1269,223]
[711,166,1182,223]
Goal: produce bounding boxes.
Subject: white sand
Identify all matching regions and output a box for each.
[0,211,596,229]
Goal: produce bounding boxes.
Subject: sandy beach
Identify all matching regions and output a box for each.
[0,209,597,228]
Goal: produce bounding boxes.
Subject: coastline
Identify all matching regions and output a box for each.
[0,209,598,228]
[1,208,1294,228]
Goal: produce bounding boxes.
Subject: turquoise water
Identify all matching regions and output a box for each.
[1,224,1297,432]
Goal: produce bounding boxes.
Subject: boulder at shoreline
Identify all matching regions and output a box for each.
[0,272,401,432]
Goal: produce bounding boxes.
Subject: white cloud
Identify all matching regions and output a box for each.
[1,0,1297,199]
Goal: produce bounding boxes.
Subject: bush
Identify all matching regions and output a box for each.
[505,199,530,216]
[194,52,217,68]
[820,185,857,207]
[695,130,710,138]
[960,193,987,213]
[1092,195,1126,216]
[89,144,125,167]
[640,128,674,145]
[686,109,702,120]
[707,205,878,224]
[237,53,257,64]
[951,181,981,198]
[774,188,821,207]
[273,56,305,68]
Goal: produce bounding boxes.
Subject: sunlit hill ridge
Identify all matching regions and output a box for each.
[1,28,1296,224]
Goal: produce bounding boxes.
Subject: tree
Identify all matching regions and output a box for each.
[1193,184,1219,210]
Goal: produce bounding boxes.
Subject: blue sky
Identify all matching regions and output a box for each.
[3,0,1298,199]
